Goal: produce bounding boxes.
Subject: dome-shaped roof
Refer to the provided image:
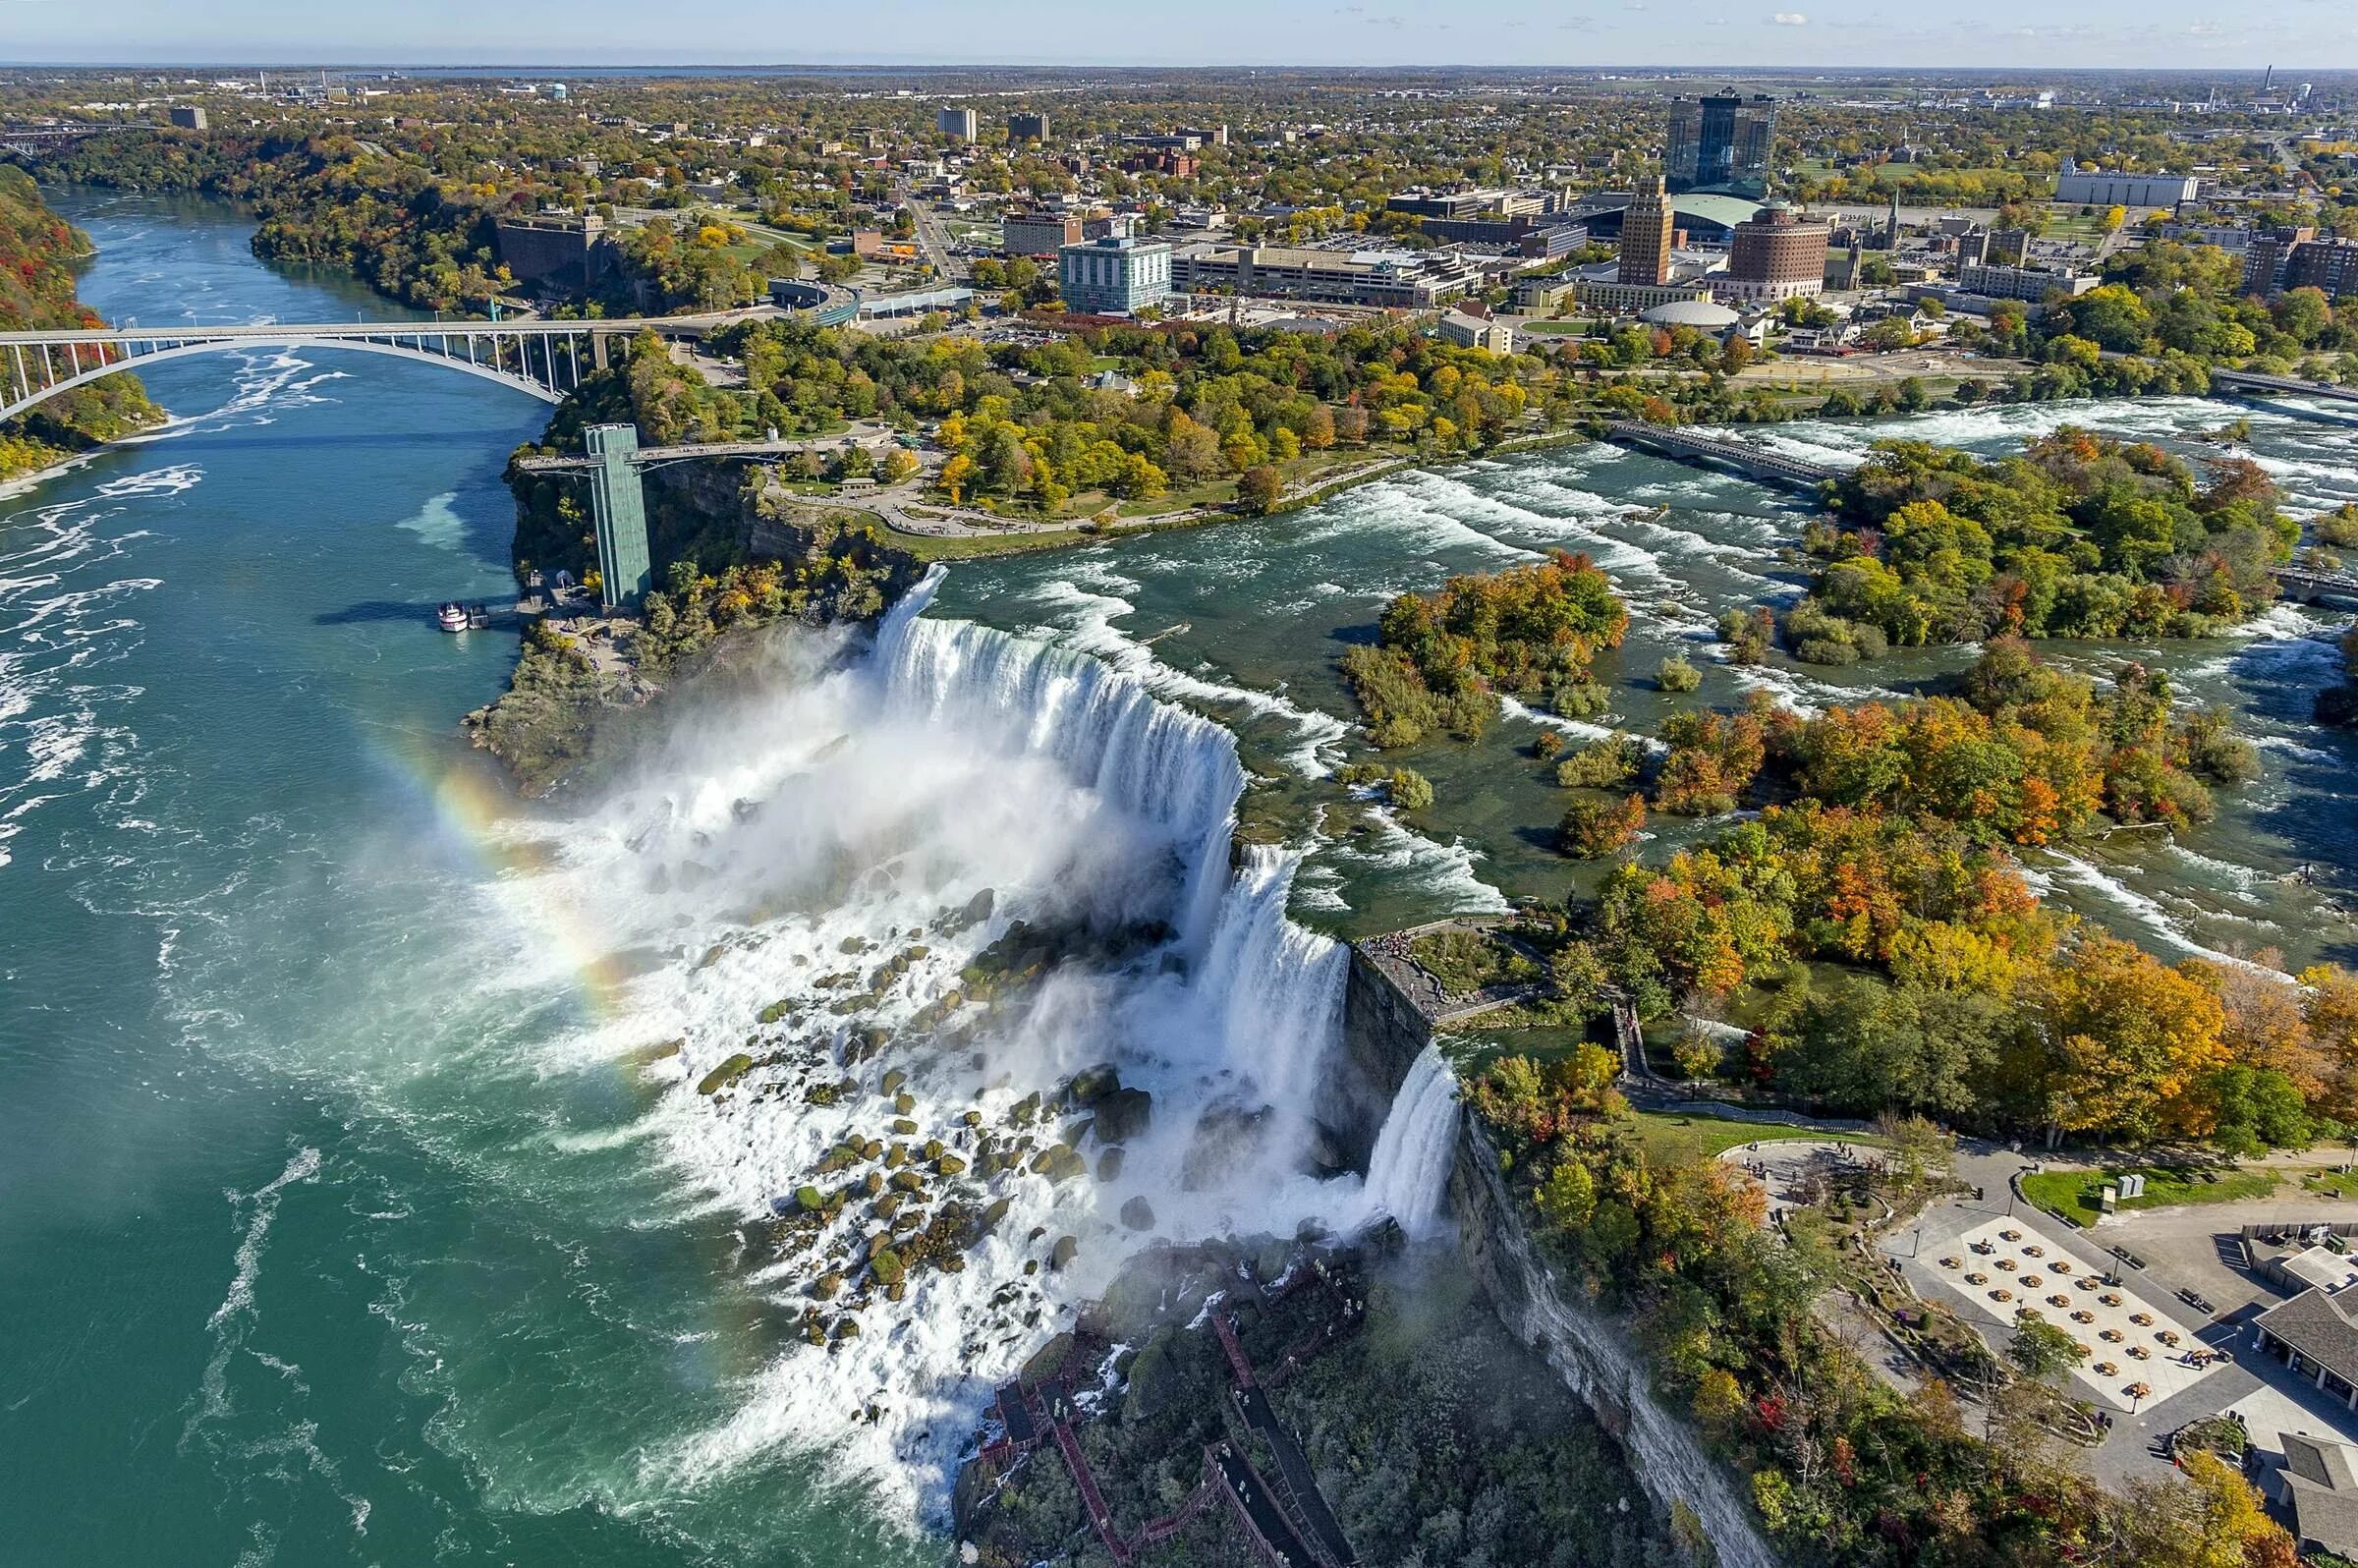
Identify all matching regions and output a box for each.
[1641,299,1741,328]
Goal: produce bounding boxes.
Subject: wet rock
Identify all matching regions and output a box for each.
[1091,1088,1153,1146]
[796,1185,826,1212]
[1095,1148,1126,1183]
[1049,1235,1079,1271]
[811,1271,843,1301]
[1180,1102,1273,1191]
[1308,1120,1351,1175]
[936,1154,968,1177]
[1119,1197,1156,1231]
[697,1053,756,1095]
[1068,1063,1121,1105]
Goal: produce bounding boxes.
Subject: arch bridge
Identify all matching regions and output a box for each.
[0,318,722,426]
[1,316,766,611]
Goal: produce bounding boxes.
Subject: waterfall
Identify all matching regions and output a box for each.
[873,568,1247,957]
[1361,1043,1460,1239]
[1196,846,1348,1112]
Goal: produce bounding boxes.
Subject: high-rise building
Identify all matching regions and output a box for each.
[2243,227,2315,295]
[167,105,208,130]
[1618,176,1674,287]
[1058,235,1173,316]
[938,108,978,141]
[1007,112,1049,142]
[1664,93,1775,197]
[2285,238,2358,299]
[1716,202,1830,303]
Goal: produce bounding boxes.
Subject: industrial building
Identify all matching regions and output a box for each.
[2052,158,2198,209]
[1171,244,1476,308]
[1713,202,1830,304]
[1058,234,1174,316]
[492,212,619,292]
[1665,93,1776,197]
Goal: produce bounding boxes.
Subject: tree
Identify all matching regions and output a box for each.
[2040,934,2229,1143]
[2007,1313,2087,1382]
[1237,465,1284,515]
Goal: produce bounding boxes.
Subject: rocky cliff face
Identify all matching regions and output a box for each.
[1450,1117,1777,1568]
[1321,945,1432,1170]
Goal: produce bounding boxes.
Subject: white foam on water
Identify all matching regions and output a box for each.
[469,569,1376,1527]
[183,1147,325,1451]
[1332,805,1511,916]
[2042,851,2292,981]
[394,490,469,551]
[1026,576,1352,777]
[1500,696,1668,756]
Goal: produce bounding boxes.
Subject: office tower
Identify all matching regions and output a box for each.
[1664,93,1775,196]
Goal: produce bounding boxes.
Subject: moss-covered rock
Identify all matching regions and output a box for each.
[697,1053,756,1095]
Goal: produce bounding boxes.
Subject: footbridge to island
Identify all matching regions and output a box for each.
[0,315,807,609]
[1598,420,1843,490]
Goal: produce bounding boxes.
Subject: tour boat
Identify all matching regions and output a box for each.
[435,602,470,633]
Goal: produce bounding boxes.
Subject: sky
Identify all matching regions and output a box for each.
[5,0,2355,71]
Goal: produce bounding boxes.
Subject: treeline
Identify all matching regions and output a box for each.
[1466,1058,2302,1566]
[1784,427,2294,650]
[0,164,158,478]
[1342,551,1629,748]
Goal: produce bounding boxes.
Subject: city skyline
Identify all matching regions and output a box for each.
[9,0,2358,71]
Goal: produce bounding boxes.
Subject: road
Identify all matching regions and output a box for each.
[894,185,969,283]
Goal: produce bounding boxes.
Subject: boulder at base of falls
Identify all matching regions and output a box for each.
[1066,1062,1121,1105]
[1119,1196,1156,1231]
[1308,1120,1350,1176]
[1091,1088,1153,1146]
[1049,1235,1079,1271]
[1180,1102,1273,1191]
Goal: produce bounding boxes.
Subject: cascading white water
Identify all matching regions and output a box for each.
[1196,845,1349,1115]
[875,568,1247,956]
[506,569,1363,1523]
[1361,1042,1460,1239]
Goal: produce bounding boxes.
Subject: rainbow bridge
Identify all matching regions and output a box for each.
[0,318,725,421]
[0,317,761,608]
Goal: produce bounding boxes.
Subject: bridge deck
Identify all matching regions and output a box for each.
[1600,420,1840,486]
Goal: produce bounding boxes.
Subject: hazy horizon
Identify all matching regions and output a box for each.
[8,0,2356,74]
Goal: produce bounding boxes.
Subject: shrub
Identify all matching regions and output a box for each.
[1559,794,1647,858]
[1555,733,1644,789]
[1656,654,1703,693]
[1388,767,1434,811]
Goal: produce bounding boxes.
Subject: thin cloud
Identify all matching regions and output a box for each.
[1770,11,1809,24]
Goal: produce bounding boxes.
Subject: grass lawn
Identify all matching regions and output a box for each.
[2298,1166,2358,1199]
[897,527,1100,561]
[1633,1111,1866,1167]
[2021,1164,2281,1227]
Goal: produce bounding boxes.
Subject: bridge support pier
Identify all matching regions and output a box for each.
[586,423,654,610]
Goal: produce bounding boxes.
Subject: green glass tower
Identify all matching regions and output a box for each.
[585,422,652,609]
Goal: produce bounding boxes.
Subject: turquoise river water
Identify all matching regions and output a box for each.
[3,189,2355,1568]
